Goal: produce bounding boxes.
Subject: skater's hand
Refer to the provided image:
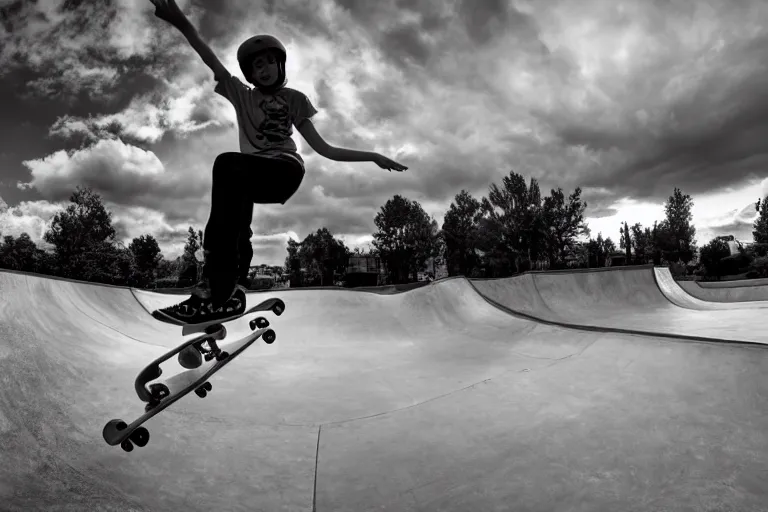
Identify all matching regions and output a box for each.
[149,0,189,30]
[372,153,408,173]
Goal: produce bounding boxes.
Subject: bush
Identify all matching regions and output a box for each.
[750,243,768,258]
[154,277,181,289]
[699,238,731,278]
[668,261,687,277]
[748,256,768,278]
[249,277,275,290]
[718,253,750,276]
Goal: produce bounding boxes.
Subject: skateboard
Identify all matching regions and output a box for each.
[134,297,285,402]
[102,325,273,452]
[102,297,285,452]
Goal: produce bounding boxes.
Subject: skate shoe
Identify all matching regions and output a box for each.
[151,284,246,327]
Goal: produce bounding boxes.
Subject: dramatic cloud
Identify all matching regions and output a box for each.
[1,0,767,264]
[22,139,179,204]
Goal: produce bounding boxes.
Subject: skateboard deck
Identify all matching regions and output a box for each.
[181,297,285,336]
[103,325,275,452]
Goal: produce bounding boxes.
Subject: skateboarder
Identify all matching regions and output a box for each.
[148,0,407,326]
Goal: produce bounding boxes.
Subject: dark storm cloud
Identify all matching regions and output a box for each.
[459,0,532,46]
[4,0,768,263]
[332,0,455,68]
[0,0,194,102]
[535,12,768,205]
[198,0,330,43]
[378,23,434,68]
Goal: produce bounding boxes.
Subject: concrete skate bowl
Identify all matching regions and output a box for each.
[652,266,768,309]
[1,268,767,511]
[677,277,768,302]
[701,276,768,287]
[254,280,431,295]
[471,264,768,343]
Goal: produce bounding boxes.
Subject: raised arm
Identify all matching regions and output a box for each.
[149,0,229,80]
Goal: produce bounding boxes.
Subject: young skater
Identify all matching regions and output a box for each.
[148,0,407,326]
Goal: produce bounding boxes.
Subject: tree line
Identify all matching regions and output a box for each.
[2,170,768,288]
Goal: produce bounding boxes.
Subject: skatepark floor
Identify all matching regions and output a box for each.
[1,266,767,512]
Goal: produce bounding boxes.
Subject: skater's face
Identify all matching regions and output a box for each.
[251,50,280,87]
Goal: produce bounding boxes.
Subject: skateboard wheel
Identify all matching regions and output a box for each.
[250,317,269,330]
[216,351,229,361]
[272,302,284,315]
[148,383,170,401]
[195,387,207,398]
[121,439,134,452]
[131,427,150,447]
[203,382,212,391]
[263,329,276,344]
[102,419,128,442]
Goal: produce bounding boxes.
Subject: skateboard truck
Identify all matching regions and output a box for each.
[195,337,226,362]
[192,315,272,363]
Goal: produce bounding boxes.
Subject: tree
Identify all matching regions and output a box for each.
[77,241,139,286]
[129,235,162,273]
[373,195,441,283]
[587,233,615,267]
[629,223,653,264]
[295,228,350,286]
[465,172,588,275]
[178,227,203,287]
[699,238,731,279]
[155,256,187,287]
[0,233,39,271]
[523,178,547,268]
[284,238,302,286]
[659,187,697,264]
[541,186,590,268]
[441,190,482,276]
[753,196,768,244]
[476,172,543,275]
[43,187,116,279]
[619,221,632,263]
[570,241,590,268]
[129,234,163,287]
[476,173,520,276]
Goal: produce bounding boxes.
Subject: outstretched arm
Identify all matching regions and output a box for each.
[149,0,229,80]
[297,119,408,172]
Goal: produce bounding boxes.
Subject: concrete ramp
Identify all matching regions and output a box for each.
[677,278,768,302]
[654,267,768,309]
[471,265,768,343]
[2,269,768,511]
[701,276,768,287]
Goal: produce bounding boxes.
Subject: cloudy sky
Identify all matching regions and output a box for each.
[1,0,767,266]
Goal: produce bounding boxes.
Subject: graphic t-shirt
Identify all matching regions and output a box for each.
[214,75,318,167]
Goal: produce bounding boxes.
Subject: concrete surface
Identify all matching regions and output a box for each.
[471,264,768,343]
[699,276,768,288]
[1,266,767,511]
[678,278,768,302]
[653,267,768,308]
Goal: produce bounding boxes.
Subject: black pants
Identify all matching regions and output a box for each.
[202,152,304,300]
